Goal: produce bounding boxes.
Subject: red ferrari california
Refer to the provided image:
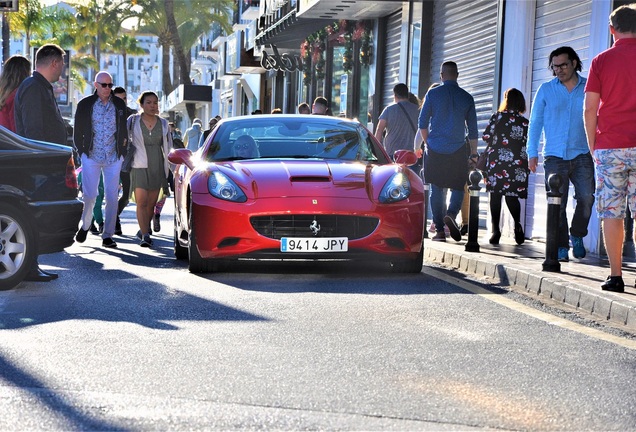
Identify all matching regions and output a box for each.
[168,114,425,273]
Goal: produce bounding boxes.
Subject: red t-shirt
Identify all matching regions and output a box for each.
[0,88,17,132]
[585,38,636,149]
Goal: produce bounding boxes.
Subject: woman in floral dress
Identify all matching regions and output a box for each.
[482,88,529,245]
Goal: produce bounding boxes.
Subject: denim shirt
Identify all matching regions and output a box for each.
[527,74,588,160]
[418,80,478,154]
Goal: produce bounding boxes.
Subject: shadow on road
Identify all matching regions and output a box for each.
[0,249,267,331]
[0,353,123,430]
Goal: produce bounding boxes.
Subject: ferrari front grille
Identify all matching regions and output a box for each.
[250,215,379,240]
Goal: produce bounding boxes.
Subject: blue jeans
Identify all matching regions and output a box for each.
[543,153,595,249]
[430,184,464,232]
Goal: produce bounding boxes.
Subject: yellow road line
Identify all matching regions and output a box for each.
[427,268,636,350]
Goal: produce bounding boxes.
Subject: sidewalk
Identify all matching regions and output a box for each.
[423,231,636,333]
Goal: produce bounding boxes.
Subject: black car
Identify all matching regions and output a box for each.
[0,127,83,290]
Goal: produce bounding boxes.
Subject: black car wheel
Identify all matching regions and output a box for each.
[0,204,37,290]
[390,241,424,274]
[174,213,188,260]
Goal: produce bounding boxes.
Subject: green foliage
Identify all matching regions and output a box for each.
[135,0,234,98]
[8,0,235,116]
[9,0,47,48]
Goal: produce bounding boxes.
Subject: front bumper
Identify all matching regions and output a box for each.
[190,194,424,261]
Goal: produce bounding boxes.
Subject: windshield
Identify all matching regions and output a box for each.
[202,117,388,163]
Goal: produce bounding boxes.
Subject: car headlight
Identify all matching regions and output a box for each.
[379,172,411,203]
[207,171,247,202]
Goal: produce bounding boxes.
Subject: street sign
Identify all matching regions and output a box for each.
[0,1,18,12]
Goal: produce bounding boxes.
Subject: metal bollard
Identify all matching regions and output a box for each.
[422,183,430,238]
[543,173,563,272]
[465,170,482,252]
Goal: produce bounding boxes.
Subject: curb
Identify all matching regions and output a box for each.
[424,246,636,333]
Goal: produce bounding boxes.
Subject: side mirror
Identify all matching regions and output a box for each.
[393,149,418,166]
[168,148,195,170]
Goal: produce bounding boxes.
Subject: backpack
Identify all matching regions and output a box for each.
[173,137,184,149]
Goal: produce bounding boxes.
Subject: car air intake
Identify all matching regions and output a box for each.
[289,176,330,182]
[251,215,379,240]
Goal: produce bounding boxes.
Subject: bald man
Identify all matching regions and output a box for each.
[73,71,129,249]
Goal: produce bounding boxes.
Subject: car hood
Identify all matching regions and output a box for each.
[219,160,390,199]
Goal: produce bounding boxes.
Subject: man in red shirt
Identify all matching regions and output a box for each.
[584,3,636,293]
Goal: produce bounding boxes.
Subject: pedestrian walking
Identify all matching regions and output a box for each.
[584,4,636,293]
[297,102,311,114]
[482,88,529,245]
[0,55,31,131]
[312,97,329,115]
[73,71,129,249]
[183,118,203,152]
[198,117,219,148]
[127,91,173,247]
[112,86,137,235]
[375,83,420,159]
[528,46,595,262]
[417,61,478,243]
[169,122,184,148]
[14,44,67,282]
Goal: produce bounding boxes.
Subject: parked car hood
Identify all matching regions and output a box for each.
[217,159,394,199]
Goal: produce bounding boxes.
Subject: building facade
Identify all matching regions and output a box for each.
[244,0,622,253]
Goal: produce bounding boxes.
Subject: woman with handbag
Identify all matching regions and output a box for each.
[482,88,529,245]
[127,91,173,247]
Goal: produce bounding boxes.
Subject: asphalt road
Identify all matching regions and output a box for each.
[0,206,635,431]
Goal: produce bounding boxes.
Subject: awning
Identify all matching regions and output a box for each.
[255,0,402,49]
[163,84,213,114]
[256,9,331,49]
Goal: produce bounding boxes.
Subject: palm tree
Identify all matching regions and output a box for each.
[134,0,232,120]
[71,0,137,73]
[163,0,189,86]
[135,1,174,98]
[110,33,147,88]
[66,54,99,94]
[9,0,48,58]
[173,0,233,78]
[164,0,233,120]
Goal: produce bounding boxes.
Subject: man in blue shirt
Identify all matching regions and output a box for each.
[418,61,478,242]
[528,46,595,262]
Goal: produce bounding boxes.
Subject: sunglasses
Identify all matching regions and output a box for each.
[96,82,114,88]
[235,143,253,150]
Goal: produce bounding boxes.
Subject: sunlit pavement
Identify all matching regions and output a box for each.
[424,232,636,333]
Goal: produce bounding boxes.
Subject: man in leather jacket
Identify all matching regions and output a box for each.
[73,71,129,249]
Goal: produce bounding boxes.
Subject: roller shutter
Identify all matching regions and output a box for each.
[382,10,403,110]
[429,0,499,137]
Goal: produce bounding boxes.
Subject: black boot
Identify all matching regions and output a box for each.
[489,230,501,245]
[514,223,525,245]
[24,265,58,282]
[115,216,122,236]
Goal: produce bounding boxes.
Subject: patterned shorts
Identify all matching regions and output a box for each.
[594,147,636,219]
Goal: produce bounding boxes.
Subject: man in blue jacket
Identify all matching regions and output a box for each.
[73,71,129,248]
